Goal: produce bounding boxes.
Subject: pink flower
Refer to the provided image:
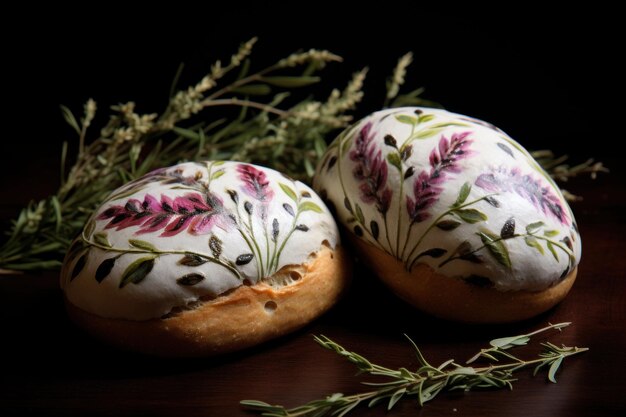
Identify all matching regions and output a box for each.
[475,167,568,224]
[97,192,233,237]
[350,122,393,214]
[407,132,473,223]
[237,164,274,203]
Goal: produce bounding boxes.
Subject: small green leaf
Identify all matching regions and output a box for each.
[119,257,155,288]
[478,229,512,269]
[525,236,545,255]
[84,219,96,239]
[354,203,365,224]
[395,114,418,125]
[418,114,435,124]
[60,104,81,135]
[415,128,441,139]
[231,84,272,95]
[211,169,225,180]
[299,201,323,213]
[453,182,471,207]
[548,356,564,383]
[544,229,560,237]
[526,221,545,234]
[260,75,320,87]
[388,388,406,410]
[490,335,530,349]
[455,208,487,224]
[279,183,297,201]
[547,241,559,261]
[436,220,462,231]
[128,239,156,251]
[95,257,116,283]
[176,273,205,286]
[93,232,111,248]
[386,152,402,171]
[212,160,226,166]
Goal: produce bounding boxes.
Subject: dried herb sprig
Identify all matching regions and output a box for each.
[241,322,588,416]
[0,39,376,273]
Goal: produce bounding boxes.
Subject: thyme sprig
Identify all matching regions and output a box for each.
[241,322,588,416]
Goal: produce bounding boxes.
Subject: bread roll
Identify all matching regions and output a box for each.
[313,107,580,323]
[61,161,350,356]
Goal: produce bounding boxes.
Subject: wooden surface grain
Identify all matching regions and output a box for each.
[1,169,624,417]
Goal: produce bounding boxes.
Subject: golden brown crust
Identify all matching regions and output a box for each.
[351,237,576,323]
[65,245,350,356]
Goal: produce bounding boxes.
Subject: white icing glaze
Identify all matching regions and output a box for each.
[314,107,581,291]
[60,161,339,320]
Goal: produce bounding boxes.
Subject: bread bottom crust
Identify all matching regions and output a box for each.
[65,246,350,356]
[352,238,576,323]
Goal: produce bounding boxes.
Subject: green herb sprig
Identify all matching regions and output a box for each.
[241,322,588,416]
[0,39,605,273]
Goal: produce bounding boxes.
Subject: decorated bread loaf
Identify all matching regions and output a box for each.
[313,107,580,323]
[61,161,350,356]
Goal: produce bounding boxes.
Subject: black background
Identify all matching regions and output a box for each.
[1,5,621,211]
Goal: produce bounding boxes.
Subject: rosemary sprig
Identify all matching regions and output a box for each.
[241,323,588,416]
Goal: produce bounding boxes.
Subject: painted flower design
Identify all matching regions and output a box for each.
[475,167,568,224]
[407,132,473,223]
[350,122,393,214]
[237,164,275,203]
[97,192,233,237]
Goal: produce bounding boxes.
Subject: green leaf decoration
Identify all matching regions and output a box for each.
[525,236,545,255]
[544,230,560,237]
[478,229,512,269]
[119,256,155,288]
[370,220,379,240]
[179,253,207,266]
[418,114,435,124]
[70,252,88,281]
[455,209,487,224]
[386,152,402,171]
[526,221,545,234]
[546,241,559,261]
[299,201,323,213]
[211,169,225,180]
[354,203,365,224]
[209,235,223,258]
[84,219,96,240]
[436,220,461,231]
[260,75,320,87]
[212,160,225,166]
[395,114,418,125]
[176,273,205,286]
[416,248,447,259]
[236,253,254,266]
[128,239,156,251]
[500,218,516,239]
[453,182,471,207]
[95,257,116,283]
[93,232,111,248]
[344,197,353,214]
[414,128,442,139]
[279,183,297,202]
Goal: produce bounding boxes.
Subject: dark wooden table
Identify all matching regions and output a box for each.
[1,164,624,417]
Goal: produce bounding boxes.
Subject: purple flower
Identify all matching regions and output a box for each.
[237,164,275,203]
[475,167,569,224]
[97,192,233,237]
[350,122,393,214]
[407,132,473,223]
